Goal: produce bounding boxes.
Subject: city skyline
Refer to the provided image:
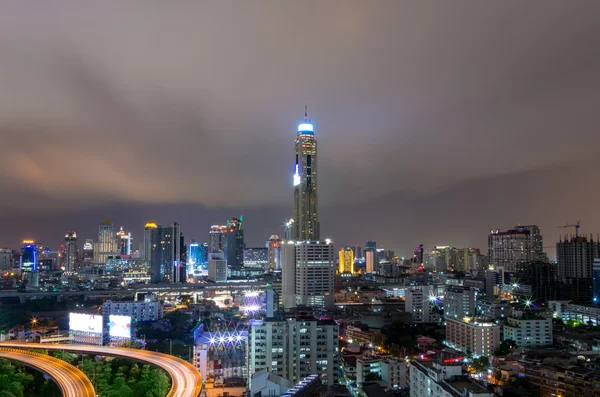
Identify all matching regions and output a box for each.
[1,2,600,256]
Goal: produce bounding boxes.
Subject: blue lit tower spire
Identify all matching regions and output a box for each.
[292,105,319,241]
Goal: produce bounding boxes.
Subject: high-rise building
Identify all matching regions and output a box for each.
[96,220,118,265]
[0,248,13,272]
[63,232,77,274]
[20,241,38,273]
[446,317,500,357]
[81,239,94,263]
[188,241,208,275]
[338,247,354,274]
[150,222,185,283]
[352,245,363,260]
[116,226,132,256]
[247,315,339,386]
[431,246,452,272]
[488,225,544,272]
[556,235,600,302]
[208,252,227,283]
[414,244,424,264]
[292,107,319,241]
[444,286,477,319]
[503,315,552,348]
[282,240,335,309]
[224,216,244,266]
[143,222,157,262]
[266,235,282,272]
[515,261,558,302]
[405,285,441,323]
[209,225,227,253]
[594,259,600,305]
[244,247,268,270]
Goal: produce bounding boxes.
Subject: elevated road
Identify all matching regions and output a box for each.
[1,343,202,397]
[0,348,95,397]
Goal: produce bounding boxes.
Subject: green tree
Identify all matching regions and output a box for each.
[493,339,517,356]
[471,356,490,373]
[52,351,77,364]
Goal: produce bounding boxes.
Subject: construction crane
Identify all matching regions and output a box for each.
[559,220,580,238]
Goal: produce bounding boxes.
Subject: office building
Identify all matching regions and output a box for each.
[0,249,13,272]
[556,235,600,302]
[431,246,452,272]
[414,244,424,264]
[503,315,552,347]
[81,239,94,263]
[20,241,37,273]
[352,245,362,260]
[102,295,163,323]
[444,286,477,319]
[150,222,185,283]
[405,285,441,323]
[116,226,132,256]
[247,315,339,386]
[410,357,493,397]
[477,300,511,320]
[446,317,500,357]
[208,252,227,283]
[209,225,227,253]
[292,107,319,241]
[96,220,118,265]
[224,216,245,266]
[338,247,354,274]
[63,232,77,274]
[143,222,157,262]
[515,261,558,302]
[365,249,376,273]
[244,247,268,270]
[281,240,335,309]
[488,225,544,272]
[188,241,208,275]
[267,235,283,271]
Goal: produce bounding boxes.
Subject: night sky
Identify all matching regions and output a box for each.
[1,1,600,257]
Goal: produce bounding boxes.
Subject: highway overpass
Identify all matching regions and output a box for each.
[1,342,202,397]
[0,347,95,397]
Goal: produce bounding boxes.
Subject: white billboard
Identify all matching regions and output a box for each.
[108,315,132,338]
[69,313,103,334]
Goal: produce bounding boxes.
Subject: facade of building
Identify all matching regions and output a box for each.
[248,315,339,386]
[488,225,544,272]
[281,240,335,309]
[444,286,477,319]
[594,259,600,304]
[101,295,163,323]
[0,248,13,272]
[405,285,441,323]
[477,300,512,320]
[267,235,283,272]
[244,247,268,270]
[209,225,227,253]
[410,358,493,397]
[446,317,500,357]
[143,222,157,262]
[556,236,600,302]
[96,220,118,265]
[339,247,354,274]
[365,249,376,274]
[208,252,227,283]
[63,231,77,274]
[116,226,132,256]
[224,217,244,266]
[292,107,319,241]
[20,241,37,273]
[503,315,552,347]
[150,222,185,283]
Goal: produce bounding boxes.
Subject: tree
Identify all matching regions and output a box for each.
[52,351,77,364]
[471,356,490,373]
[493,339,517,356]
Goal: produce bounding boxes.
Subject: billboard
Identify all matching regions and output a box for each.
[69,313,103,334]
[108,315,132,338]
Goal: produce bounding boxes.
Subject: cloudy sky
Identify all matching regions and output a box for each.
[1,1,599,256]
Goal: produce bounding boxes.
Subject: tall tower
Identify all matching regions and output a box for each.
[96,220,117,265]
[64,232,77,274]
[292,106,319,241]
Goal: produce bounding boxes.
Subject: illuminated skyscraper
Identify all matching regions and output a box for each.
[150,222,185,283]
[209,225,227,253]
[224,216,244,266]
[20,241,37,273]
[0,249,13,272]
[96,220,118,265]
[143,222,157,262]
[292,106,319,241]
[188,240,208,275]
[116,226,132,256]
[81,239,94,263]
[64,232,77,274]
[267,235,282,271]
[339,247,354,274]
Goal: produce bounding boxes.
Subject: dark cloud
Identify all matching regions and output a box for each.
[1,1,599,252]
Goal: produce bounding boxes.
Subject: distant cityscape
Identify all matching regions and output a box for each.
[1,109,600,397]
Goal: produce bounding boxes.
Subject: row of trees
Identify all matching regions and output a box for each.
[0,358,60,397]
[52,351,171,397]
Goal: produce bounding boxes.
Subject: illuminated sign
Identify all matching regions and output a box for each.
[69,313,103,334]
[108,315,132,338]
[293,164,300,186]
[298,123,313,132]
